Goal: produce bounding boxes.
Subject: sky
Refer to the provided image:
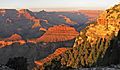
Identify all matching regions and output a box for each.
[0,0,120,11]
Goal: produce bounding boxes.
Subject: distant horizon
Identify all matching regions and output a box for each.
[0,5,118,12]
[29,7,104,12]
[0,7,104,12]
[0,0,119,12]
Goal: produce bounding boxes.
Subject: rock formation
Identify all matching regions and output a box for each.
[33,25,79,43]
[0,34,25,48]
[4,34,22,41]
[39,28,47,31]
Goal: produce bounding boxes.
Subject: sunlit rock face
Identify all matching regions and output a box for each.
[34,24,79,42]
[39,27,47,31]
[34,3,120,70]
[0,34,26,48]
[4,34,22,41]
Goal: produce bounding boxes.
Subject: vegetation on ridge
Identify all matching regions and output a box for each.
[34,3,120,70]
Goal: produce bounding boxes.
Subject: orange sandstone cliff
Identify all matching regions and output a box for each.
[29,24,79,43]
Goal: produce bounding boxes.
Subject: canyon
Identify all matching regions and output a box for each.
[0,8,103,70]
[34,3,120,70]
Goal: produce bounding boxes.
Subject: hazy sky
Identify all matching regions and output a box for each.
[0,0,120,11]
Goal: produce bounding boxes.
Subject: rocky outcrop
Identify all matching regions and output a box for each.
[0,40,25,48]
[4,34,22,41]
[39,28,47,31]
[0,34,26,48]
[34,3,120,70]
[32,25,79,43]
